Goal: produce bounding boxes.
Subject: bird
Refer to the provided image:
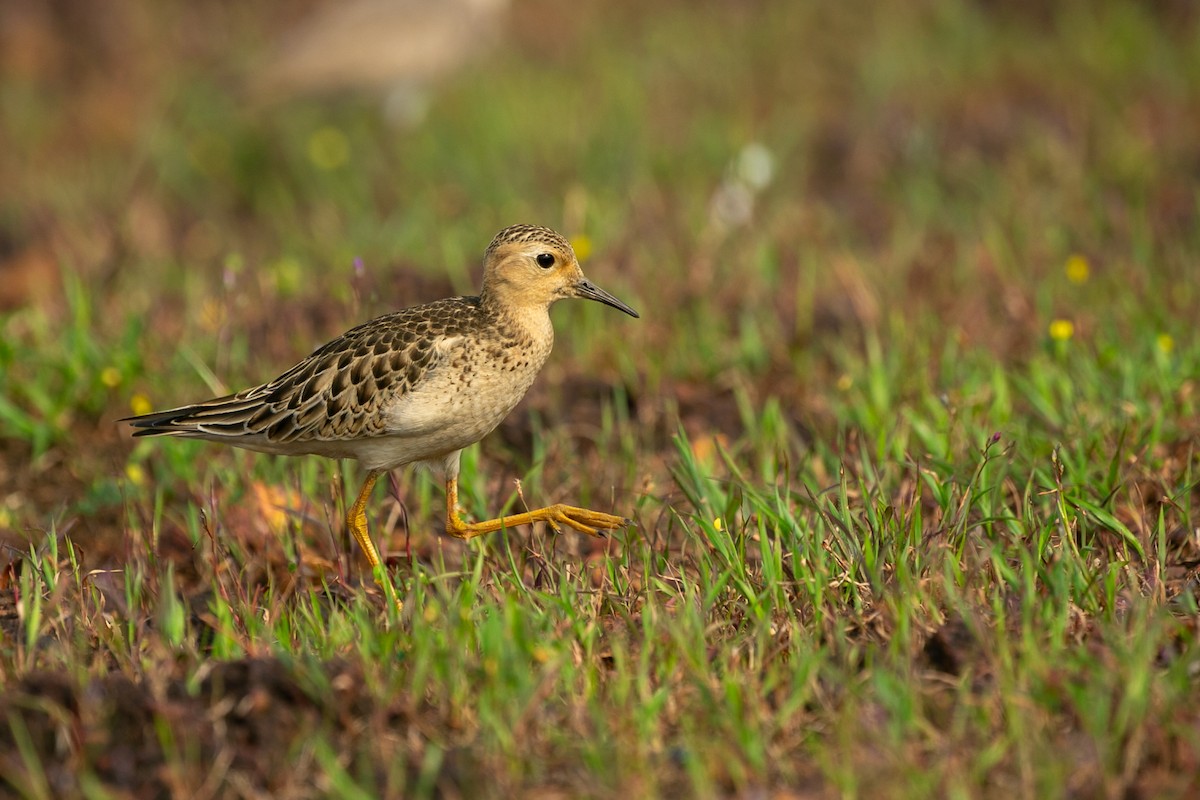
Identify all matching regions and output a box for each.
[123,224,638,594]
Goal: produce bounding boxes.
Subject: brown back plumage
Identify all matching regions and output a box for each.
[126,296,491,443]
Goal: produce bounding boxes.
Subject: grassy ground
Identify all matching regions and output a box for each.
[2,0,1199,796]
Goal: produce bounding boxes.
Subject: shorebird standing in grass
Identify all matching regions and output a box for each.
[123,224,638,598]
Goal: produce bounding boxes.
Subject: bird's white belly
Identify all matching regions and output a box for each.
[367,343,547,470]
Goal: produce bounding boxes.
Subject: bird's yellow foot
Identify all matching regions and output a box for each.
[443,478,630,540]
[531,504,630,536]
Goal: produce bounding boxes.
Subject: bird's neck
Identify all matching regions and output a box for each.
[476,285,548,336]
[490,301,554,348]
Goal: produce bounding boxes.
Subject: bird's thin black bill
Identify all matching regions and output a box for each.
[576,279,639,318]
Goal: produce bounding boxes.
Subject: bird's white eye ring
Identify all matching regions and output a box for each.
[536,253,555,268]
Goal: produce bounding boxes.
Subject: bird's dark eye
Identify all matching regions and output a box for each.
[535,253,555,269]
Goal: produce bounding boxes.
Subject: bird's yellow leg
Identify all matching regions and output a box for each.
[346,469,402,611]
[444,476,630,540]
[347,470,384,568]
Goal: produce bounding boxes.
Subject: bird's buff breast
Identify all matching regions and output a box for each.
[370,333,552,468]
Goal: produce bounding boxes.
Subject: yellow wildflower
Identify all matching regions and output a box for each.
[1065,254,1090,284]
[271,256,303,295]
[569,234,593,262]
[100,367,122,388]
[307,126,350,170]
[1157,333,1174,354]
[125,464,147,487]
[130,393,153,416]
[713,517,724,532]
[1049,319,1075,341]
[836,374,853,392]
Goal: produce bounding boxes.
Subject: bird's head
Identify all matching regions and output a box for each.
[481,224,639,318]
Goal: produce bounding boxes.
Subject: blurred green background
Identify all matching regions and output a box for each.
[1,1,1199,796]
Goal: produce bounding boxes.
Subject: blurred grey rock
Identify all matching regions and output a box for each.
[252,0,509,125]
